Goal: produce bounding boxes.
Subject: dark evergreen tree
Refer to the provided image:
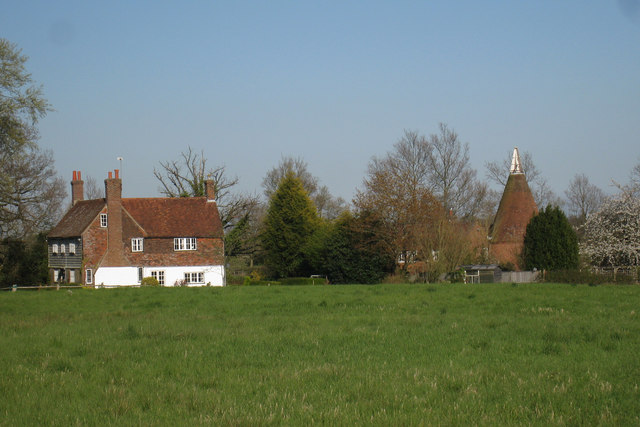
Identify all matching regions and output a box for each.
[0,233,48,287]
[262,172,319,278]
[305,212,395,284]
[523,205,579,270]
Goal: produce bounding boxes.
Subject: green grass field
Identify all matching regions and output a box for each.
[1,283,639,425]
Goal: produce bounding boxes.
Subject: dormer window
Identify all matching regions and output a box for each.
[131,238,143,252]
[60,244,66,254]
[174,237,197,251]
[69,243,76,254]
[52,244,58,254]
[100,213,107,227]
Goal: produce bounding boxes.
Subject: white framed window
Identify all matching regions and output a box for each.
[174,237,197,251]
[52,243,58,254]
[138,267,143,283]
[60,244,66,254]
[100,213,107,228]
[86,269,93,285]
[184,272,204,284]
[69,243,76,254]
[131,238,144,252]
[151,270,165,285]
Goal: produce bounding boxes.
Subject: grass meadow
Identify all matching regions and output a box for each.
[1,283,639,425]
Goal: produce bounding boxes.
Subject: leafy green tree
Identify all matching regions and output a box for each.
[523,205,579,270]
[262,172,319,278]
[305,212,395,284]
[0,38,50,154]
[1,39,65,238]
[0,232,48,287]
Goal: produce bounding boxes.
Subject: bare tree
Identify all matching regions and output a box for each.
[314,185,347,220]
[262,156,346,219]
[354,164,441,270]
[262,156,318,200]
[154,147,258,231]
[0,147,66,238]
[84,175,104,199]
[426,123,488,219]
[355,130,446,269]
[564,173,605,223]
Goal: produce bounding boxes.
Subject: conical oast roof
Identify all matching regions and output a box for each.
[488,148,538,269]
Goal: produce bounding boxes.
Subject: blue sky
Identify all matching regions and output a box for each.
[3,1,640,201]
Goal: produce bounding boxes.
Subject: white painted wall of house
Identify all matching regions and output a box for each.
[94,265,225,287]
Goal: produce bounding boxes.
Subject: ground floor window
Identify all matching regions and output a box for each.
[184,272,204,284]
[86,269,93,285]
[138,267,143,283]
[53,268,66,283]
[151,270,165,285]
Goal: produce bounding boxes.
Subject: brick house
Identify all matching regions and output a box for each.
[47,170,225,287]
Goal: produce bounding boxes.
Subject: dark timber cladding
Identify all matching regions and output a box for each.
[488,148,538,270]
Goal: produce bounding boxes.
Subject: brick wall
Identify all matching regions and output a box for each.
[82,209,108,270]
[125,237,224,267]
[103,171,127,267]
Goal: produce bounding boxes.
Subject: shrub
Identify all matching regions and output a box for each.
[141,276,159,287]
[279,277,320,286]
[542,269,635,285]
[173,279,187,287]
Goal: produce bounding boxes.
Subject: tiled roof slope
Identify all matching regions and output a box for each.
[49,197,223,239]
[489,173,538,244]
[49,199,106,238]
[122,197,223,238]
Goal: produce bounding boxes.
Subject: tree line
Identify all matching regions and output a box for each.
[2,38,639,285]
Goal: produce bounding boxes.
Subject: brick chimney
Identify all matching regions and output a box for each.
[71,170,84,205]
[103,169,127,266]
[205,180,216,202]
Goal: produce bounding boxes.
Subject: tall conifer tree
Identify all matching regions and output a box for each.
[262,172,319,278]
[523,205,579,270]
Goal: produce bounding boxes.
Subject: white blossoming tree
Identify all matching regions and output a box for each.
[581,192,640,277]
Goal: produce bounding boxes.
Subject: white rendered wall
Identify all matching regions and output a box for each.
[154,265,225,287]
[94,265,225,287]
[94,267,139,287]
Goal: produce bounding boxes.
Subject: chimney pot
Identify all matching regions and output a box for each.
[108,171,113,179]
[78,171,81,180]
[73,171,77,180]
[115,169,119,179]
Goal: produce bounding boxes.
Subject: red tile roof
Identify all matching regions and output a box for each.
[122,198,223,238]
[49,199,106,238]
[49,197,223,239]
